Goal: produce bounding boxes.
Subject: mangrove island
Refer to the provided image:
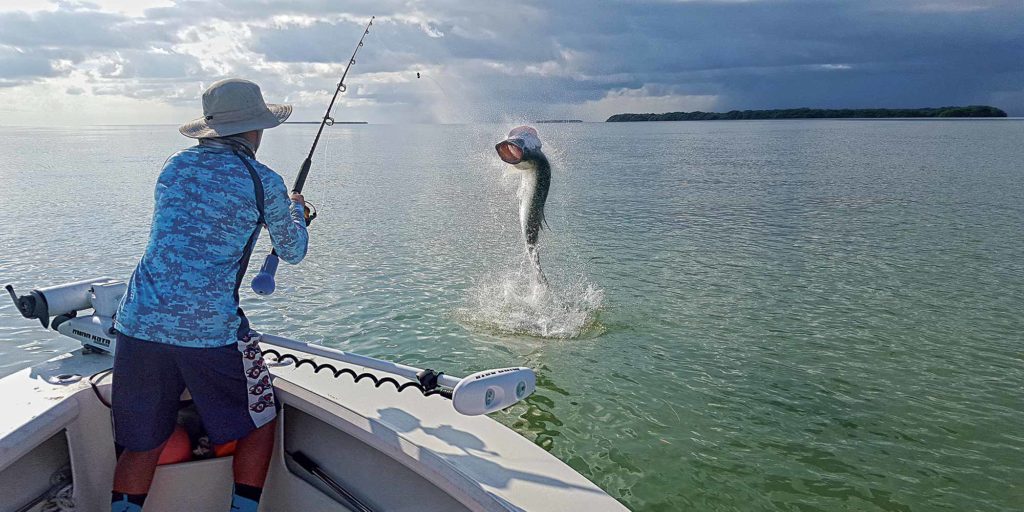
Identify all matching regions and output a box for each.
[606,106,1007,122]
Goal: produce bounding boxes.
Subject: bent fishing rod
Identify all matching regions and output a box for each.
[251,16,375,296]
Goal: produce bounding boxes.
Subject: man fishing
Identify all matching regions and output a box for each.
[110,78,308,512]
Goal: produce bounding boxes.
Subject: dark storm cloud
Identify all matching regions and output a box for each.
[244,0,1024,114]
[2,0,1022,117]
[535,0,1024,111]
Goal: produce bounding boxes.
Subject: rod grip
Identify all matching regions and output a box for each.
[251,253,280,295]
[292,158,312,193]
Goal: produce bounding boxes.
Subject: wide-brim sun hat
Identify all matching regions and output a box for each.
[179,78,292,138]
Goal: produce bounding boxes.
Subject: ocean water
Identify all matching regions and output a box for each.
[1,120,1022,511]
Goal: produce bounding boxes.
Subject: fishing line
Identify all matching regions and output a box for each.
[318,121,332,212]
[422,73,449,99]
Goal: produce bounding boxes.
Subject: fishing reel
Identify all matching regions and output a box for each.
[303,201,318,225]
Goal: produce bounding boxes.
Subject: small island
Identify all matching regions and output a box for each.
[606,106,1007,122]
[285,121,368,124]
[534,119,583,123]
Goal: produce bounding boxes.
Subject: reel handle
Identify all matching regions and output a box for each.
[251,155,317,297]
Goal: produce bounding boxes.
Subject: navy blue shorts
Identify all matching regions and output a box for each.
[111,331,277,452]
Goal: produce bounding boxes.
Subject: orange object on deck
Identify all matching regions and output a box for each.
[157,425,192,465]
[214,440,237,457]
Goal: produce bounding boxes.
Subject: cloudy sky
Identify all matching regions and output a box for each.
[0,0,1021,125]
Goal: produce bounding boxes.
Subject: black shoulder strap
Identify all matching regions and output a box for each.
[233,150,265,224]
[232,149,265,338]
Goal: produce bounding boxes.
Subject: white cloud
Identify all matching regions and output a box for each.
[0,0,175,17]
[0,0,1020,125]
[0,78,194,124]
[882,0,1007,13]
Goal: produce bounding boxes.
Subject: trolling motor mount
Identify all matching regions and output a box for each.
[6,278,123,329]
[5,278,126,352]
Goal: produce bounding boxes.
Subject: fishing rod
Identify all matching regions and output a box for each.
[251,16,375,296]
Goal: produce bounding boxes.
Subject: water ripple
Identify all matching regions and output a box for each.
[1,122,1022,511]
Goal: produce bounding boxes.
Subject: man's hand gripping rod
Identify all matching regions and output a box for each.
[251,16,375,295]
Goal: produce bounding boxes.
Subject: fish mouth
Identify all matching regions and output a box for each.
[495,139,525,165]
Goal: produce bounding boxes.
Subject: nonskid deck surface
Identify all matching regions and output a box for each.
[1,344,628,511]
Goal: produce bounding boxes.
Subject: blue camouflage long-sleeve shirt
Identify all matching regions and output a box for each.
[115,144,308,347]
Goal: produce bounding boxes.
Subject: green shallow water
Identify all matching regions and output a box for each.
[0,121,1022,511]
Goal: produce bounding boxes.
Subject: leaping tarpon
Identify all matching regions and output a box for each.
[495,126,551,283]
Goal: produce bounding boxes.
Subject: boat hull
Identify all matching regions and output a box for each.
[0,341,627,511]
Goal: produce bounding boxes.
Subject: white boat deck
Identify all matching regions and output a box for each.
[0,343,628,511]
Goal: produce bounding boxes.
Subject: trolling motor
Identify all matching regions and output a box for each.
[250,16,375,296]
[5,278,125,352]
[5,276,536,416]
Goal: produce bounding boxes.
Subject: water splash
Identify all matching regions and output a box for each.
[458,261,605,339]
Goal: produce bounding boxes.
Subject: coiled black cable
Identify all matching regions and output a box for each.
[90,367,113,408]
[261,348,454,399]
[87,350,455,412]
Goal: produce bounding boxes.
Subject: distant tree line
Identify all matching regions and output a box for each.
[606,106,1008,122]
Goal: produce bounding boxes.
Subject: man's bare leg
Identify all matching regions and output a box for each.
[230,419,277,510]
[111,439,168,511]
